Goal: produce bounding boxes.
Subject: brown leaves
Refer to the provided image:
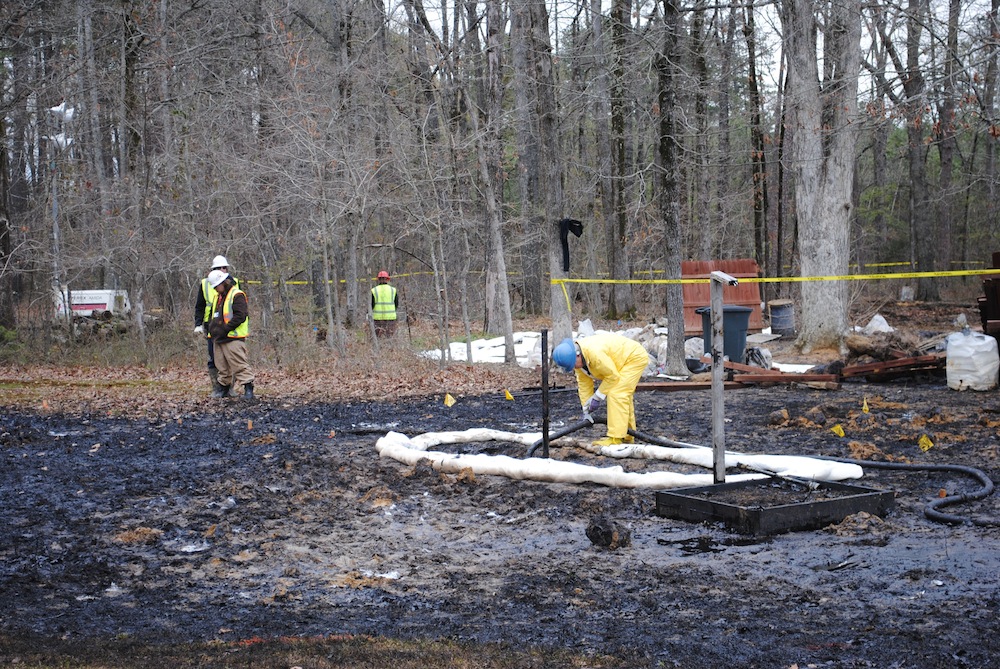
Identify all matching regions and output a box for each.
[114,527,164,545]
[0,358,540,419]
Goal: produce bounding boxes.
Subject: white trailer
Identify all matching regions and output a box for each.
[54,287,132,319]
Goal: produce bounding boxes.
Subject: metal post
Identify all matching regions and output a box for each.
[709,271,738,484]
[540,329,550,458]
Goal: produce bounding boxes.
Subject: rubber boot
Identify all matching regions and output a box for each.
[218,384,232,398]
[243,382,254,400]
[209,369,225,398]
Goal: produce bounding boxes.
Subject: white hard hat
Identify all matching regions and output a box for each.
[211,255,230,269]
[208,269,230,288]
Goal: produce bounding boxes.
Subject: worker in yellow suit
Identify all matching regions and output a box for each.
[551,333,650,446]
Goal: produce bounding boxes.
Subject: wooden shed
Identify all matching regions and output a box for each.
[681,259,764,335]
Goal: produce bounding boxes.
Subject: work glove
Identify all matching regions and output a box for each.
[585,391,605,415]
[582,406,595,424]
[193,325,204,335]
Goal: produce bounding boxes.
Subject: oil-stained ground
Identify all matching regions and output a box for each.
[1,368,998,668]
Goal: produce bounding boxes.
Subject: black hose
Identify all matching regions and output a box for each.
[527,417,605,458]
[629,428,703,450]
[631,430,998,527]
[509,387,578,398]
[813,456,998,527]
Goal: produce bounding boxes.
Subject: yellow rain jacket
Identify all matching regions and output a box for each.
[575,333,650,439]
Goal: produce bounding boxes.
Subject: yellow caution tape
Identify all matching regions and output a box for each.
[830,424,845,437]
[504,389,514,401]
[551,267,999,287]
[560,281,572,312]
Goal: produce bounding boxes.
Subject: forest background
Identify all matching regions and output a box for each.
[1,0,998,368]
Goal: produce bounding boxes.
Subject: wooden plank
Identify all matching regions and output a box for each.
[698,355,784,375]
[840,355,944,377]
[985,279,1000,320]
[735,373,840,384]
[796,381,842,390]
[637,381,745,392]
[722,360,784,375]
[860,367,945,382]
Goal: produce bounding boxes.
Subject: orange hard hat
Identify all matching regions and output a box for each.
[377,270,390,279]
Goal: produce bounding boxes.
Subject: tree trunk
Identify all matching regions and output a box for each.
[591,0,614,285]
[346,214,361,328]
[745,3,769,288]
[321,227,344,352]
[0,81,14,327]
[511,2,545,317]
[983,0,1000,237]
[118,5,143,178]
[607,0,634,319]
[80,3,114,286]
[782,0,861,352]
[530,0,570,340]
[900,0,938,300]
[932,0,961,277]
[985,0,1000,240]
[512,0,569,339]
[657,0,687,377]
[713,9,736,262]
[478,0,514,359]
[692,3,711,263]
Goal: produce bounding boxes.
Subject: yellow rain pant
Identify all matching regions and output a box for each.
[575,333,650,439]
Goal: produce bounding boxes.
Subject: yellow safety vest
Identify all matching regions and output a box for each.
[202,276,241,324]
[372,284,397,321]
[201,278,214,323]
[221,288,249,339]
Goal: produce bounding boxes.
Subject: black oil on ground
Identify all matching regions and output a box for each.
[2,379,998,668]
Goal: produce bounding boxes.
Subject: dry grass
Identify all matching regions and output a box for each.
[0,320,543,418]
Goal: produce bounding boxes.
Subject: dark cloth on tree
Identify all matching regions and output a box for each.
[559,218,584,272]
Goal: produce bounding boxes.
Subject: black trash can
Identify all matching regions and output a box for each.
[696,305,753,364]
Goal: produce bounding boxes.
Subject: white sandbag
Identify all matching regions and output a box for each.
[375,429,864,490]
[947,331,999,391]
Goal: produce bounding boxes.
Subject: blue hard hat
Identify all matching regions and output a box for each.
[552,338,578,373]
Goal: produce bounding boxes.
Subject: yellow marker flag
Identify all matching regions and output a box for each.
[862,397,869,414]
[444,393,456,407]
[504,389,514,401]
[919,434,934,452]
[830,424,845,437]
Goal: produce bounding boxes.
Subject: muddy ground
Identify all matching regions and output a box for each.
[2,309,999,668]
